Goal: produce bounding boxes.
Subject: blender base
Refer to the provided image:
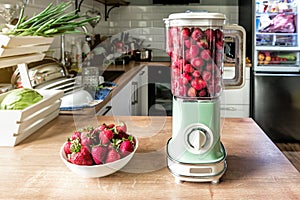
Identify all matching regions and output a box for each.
[167,143,227,184]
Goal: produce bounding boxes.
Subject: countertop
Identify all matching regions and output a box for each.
[1,116,300,199]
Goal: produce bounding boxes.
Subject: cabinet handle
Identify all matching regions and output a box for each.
[100,106,112,116]
[132,81,138,105]
[139,70,145,76]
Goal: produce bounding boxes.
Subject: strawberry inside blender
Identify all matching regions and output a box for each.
[167,26,224,99]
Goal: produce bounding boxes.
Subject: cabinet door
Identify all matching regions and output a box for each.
[110,81,132,116]
[221,67,250,118]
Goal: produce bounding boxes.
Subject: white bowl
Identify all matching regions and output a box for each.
[60,137,138,178]
[60,89,93,108]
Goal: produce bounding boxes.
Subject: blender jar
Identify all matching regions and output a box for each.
[165,12,226,100]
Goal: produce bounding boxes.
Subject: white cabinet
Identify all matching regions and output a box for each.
[221,67,250,118]
[132,67,148,116]
[97,66,148,116]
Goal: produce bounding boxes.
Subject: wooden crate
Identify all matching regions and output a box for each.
[0,89,64,146]
[0,34,54,69]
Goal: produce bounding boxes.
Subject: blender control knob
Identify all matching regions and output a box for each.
[184,123,213,154]
[188,129,206,151]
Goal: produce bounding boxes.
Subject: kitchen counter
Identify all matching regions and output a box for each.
[60,61,170,115]
[1,116,300,199]
[59,60,251,115]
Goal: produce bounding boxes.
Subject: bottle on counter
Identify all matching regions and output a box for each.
[82,40,91,61]
[76,41,83,72]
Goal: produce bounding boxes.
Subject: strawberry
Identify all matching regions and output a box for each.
[187,87,197,97]
[91,145,108,164]
[115,122,127,134]
[199,89,207,97]
[202,71,211,81]
[215,29,224,42]
[183,63,193,73]
[64,139,72,155]
[106,124,115,129]
[68,140,93,166]
[191,28,203,41]
[71,131,81,140]
[119,140,134,157]
[197,40,208,49]
[192,70,201,78]
[80,130,96,147]
[181,72,192,85]
[200,49,211,61]
[191,78,206,91]
[205,28,215,43]
[181,27,190,39]
[99,129,114,144]
[105,148,121,163]
[190,45,200,57]
[184,49,191,61]
[191,57,204,69]
[184,39,191,48]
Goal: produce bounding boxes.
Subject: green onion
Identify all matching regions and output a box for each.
[8,1,100,37]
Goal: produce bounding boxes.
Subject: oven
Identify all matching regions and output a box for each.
[147,65,172,116]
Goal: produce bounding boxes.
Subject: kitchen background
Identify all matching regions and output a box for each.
[0,0,240,59]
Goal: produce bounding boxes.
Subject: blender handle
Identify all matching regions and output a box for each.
[223,25,246,89]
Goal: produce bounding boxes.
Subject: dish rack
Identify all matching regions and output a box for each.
[0,34,64,146]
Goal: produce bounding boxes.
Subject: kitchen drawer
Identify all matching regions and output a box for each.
[221,104,249,118]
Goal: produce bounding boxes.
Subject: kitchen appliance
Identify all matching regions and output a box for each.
[164,12,245,183]
[253,0,300,142]
[148,65,172,116]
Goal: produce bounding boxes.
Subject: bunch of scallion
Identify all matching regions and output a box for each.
[7,1,99,37]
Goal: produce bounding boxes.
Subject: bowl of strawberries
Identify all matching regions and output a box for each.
[60,122,138,178]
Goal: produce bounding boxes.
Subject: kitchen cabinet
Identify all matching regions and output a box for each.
[97,66,148,116]
[220,67,250,118]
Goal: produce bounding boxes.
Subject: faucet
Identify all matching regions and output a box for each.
[60,25,92,67]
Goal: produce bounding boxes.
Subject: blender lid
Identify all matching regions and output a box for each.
[168,12,226,20]
[165,12,226,26]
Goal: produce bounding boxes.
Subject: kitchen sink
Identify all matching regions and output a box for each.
[100,70,125,82]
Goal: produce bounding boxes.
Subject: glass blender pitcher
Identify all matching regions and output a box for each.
[164,12,245,184]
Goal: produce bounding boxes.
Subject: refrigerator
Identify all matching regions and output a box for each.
[253,0,300,142]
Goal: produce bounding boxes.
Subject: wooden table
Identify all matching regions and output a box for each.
[1,116,300,199]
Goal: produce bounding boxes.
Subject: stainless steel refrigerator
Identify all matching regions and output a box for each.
[253,0,300,142]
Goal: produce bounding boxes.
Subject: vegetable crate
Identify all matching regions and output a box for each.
[0,34,54,69]
[0,89,63,147]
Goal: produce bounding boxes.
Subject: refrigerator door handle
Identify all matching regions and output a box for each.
[254,73,300,77]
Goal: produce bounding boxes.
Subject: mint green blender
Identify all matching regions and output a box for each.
[164,12,245,183]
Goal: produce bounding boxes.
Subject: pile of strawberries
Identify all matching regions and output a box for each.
[167,26,224,98]
[63,122,136,166]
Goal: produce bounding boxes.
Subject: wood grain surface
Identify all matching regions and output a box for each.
[0,116,300,199]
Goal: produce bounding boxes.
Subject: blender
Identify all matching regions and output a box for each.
[164,12,245,184]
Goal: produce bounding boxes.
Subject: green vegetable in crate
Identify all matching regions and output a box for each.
[0,88,43,110]
[5,1,100,37]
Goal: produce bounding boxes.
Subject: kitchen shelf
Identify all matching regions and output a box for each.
[95,0,129,6]
[95,0,130,21]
